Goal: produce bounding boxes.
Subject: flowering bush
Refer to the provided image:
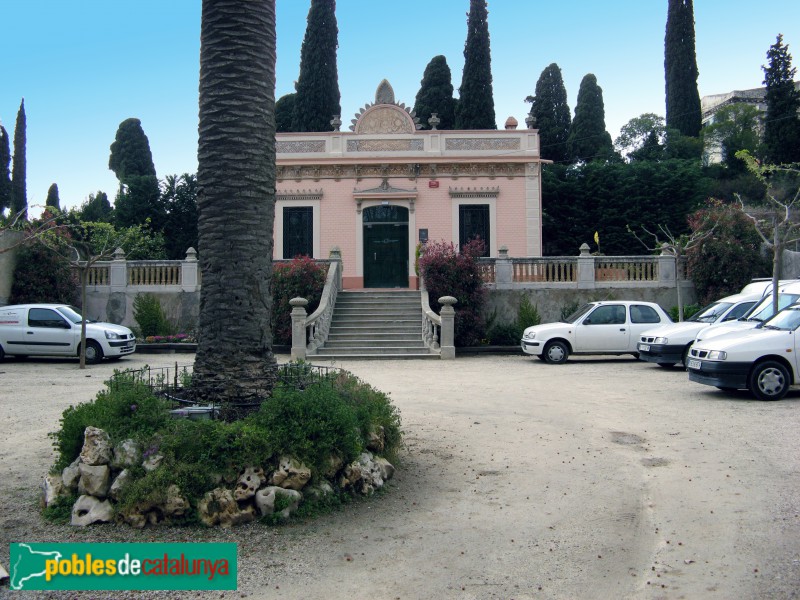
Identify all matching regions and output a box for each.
[144,334,196,344]
[271,256,327,345]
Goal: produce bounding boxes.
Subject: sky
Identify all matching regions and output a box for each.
[1,0,799,217]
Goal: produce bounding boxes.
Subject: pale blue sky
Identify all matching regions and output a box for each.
[1,0,798,215]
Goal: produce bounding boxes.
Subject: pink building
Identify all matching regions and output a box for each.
[275,81,545,289]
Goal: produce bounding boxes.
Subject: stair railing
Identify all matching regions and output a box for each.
[420,274,441,354]
[290,250,342,360]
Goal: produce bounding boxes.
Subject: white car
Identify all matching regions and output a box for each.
[693,282,800,345]
[687,304,800,400]
[637,291,762,368]
[0,304,136,363]
[521,301,671,364]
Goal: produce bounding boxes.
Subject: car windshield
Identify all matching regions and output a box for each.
[562,304,594,324]
[687,301,733,323]
[58,305,84,324]
[746,293,800,322]
[762,306,800,331]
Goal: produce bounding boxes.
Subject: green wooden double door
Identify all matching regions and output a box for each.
[363,205,409,288]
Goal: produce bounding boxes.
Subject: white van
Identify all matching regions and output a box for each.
[0,304,136,363]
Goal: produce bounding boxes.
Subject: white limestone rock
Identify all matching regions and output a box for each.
[270,456,311,491]
[198,488,255,528]
[112,439,141,469]
[255,486,302,519]
[373,457,395,482]
[108,469,131,501]
[71,495,114,526]
[142,453,164,472]
[305,480,335,500]
[79,426,112,466]
[78,463,111,498]
[61,458,81,491]
[367,426,385,452]
[234,466,265,501]
[42,473,65,507]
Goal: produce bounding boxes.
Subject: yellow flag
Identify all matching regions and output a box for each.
[594,231,599,245]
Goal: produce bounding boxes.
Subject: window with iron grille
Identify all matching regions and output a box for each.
[283,206,313,258]
[458,204,490,256]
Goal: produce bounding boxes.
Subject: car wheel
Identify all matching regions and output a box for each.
[543,341,569,364]
[749,361,790,401]
[83,340,104,364]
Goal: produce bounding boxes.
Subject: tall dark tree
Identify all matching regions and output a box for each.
[0,125,11,214]
[568,74,614,162]
[195,0,278,418]
[414,55,457,130]
[526,63,571,163]
[275,93,296,132]
[292,0,340,132]
[11,99,27,219]
[45,183,61,210]
[161,173,198,259]
[108,118,162,230]
[664,0,702,137]
[762,34,800,164]
[77,191,114,223]
[455,0,496,129]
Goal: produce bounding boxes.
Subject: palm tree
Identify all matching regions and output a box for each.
[193,0,278,420]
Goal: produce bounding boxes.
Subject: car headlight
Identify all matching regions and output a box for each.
[523,331,536,340]
[654,337,668,344]
[105,330,122,340]
[707,350,727,360]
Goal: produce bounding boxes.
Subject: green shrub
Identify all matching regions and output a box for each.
[271,256,327,345]
[517,295,541,329]
[133,294,174,337]
[10,241,79,305]
[419,239,487,346]
[669,304,701,322]
[560,301,581,321]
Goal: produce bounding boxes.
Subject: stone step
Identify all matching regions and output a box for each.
[312,345,431,356]
[308,352,440,361]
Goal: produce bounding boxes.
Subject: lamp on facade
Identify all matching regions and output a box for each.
[428,113,440,131]
[330,114,342,132]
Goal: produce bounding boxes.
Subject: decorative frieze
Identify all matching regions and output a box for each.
[445,138,521,151]
[276,162,524,182]
[346,139,424,152]
[276,140,327,154]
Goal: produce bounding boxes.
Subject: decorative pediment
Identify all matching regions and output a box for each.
[350,79,422,133]
[353,178,418,214]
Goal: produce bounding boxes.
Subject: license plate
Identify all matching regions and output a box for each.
[687,359,701,370]
[638,344,650,352]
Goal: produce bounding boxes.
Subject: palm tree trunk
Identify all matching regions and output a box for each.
[193,0,278,420]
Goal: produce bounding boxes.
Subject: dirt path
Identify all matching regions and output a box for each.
[0,353,798,599]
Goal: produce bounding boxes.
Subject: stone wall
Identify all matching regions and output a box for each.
[0,231,22,304]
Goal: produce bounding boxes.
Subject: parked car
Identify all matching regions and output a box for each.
[637,291,762,368]
[0,304,136,363]
[693,282,800,345]
[687,303,800,400]
[521,301,671,364]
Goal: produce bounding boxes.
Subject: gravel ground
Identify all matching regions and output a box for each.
[1,352,799,599]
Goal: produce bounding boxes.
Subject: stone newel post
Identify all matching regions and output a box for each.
[290,297,309,360]
[495,245,513,286]
[110,247,127,289]
[577,243,595,289]
[438,296,457,360]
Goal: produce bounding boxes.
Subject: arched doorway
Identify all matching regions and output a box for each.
[363,205,409,288]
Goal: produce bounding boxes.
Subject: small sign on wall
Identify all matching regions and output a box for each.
[419,229,428,243]
[428,180,439,188]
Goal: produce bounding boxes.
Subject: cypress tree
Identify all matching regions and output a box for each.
[455,0,496,129]
[762,34,800,164]
[11,99,27,219]
[109,118,157,183]
[79,191,114,223]
[275,93,296,132]
[526,63,572,163]
[568,74,614,162]
[292,0,341,132]
[45,183,61,210]
[414,55,457,130]
[0,125,10,213]
[664,0,702,137]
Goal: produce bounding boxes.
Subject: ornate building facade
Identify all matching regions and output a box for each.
[275,81,545,289]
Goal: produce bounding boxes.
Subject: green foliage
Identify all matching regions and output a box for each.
[686,200,771,304]
[669,303,701,322]
[486,295,541,345]
[762,34,800,164]
[76,191,114,223]
[161,173,198,259]
[50,374,173,471]
[275,93,296,133]
[108,118,157,182]
[419,239,487,346]
[114,174,164,231]
[414,55,457,130]
[133,294,174,338]
[10,227,78,305]
[454,0,496,130]
[704,103,762,171]
[517,295,541,329]
[11,99,27,218]
[42,493,78,524]
[560,300,581,321]
[45,183,60,210]
[568,74,615,163]
[271,256,327,345]
[527,63,571,163]
[292,0,341,132]
[664,0,701,137]
[615,113,666,160]
[0,125,11,214]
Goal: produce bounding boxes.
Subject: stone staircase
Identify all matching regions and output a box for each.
[309,290,437,360]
